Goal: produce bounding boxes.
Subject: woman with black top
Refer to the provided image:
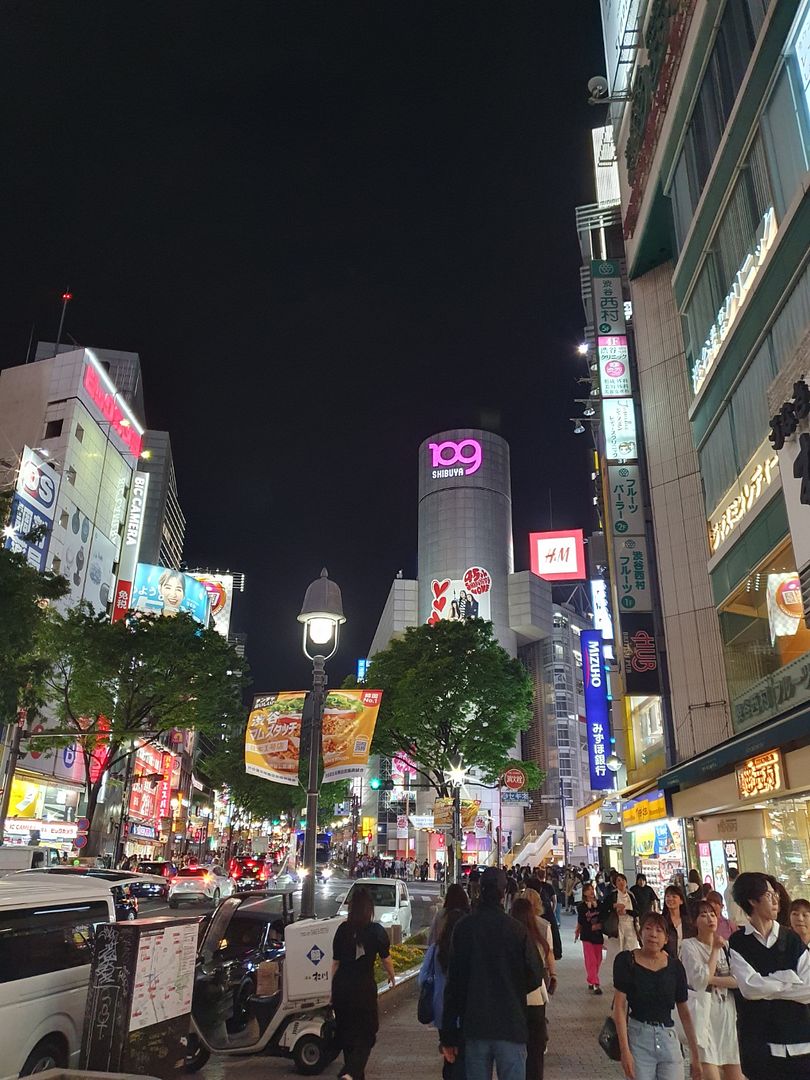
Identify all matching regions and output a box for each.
[613,911,703,1080]
[575,881,605,994]
[332,886,396,1080]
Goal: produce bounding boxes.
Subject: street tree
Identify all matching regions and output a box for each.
[367,619,541,795]
[40,606,249,851]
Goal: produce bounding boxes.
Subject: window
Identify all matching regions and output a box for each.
[66,466,76,486]
[43,419,63,439]
[730,340,777,465]
[51,556,61,573]
[0,901,109,982]
[59,510,69,529]
[75,423,84,443]
[699,408,737,512]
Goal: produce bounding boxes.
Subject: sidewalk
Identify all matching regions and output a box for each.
[370,911,622,1080]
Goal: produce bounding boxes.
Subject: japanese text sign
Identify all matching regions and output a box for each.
[598,335,632,397]
[581,630,613,791]
[608,465,643,536]
[613,536,651,611]
[736,749,785,800]
[603,398,638,462]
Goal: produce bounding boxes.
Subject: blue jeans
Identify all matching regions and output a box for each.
[626,1018,682,1080]
[465,1039,526,1080]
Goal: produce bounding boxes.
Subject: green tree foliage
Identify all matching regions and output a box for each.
[40,607,249,845]
[367,619,541,795]
[0,492,69,724]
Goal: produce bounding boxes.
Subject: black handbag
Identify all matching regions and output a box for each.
[417,979,434,1024]
[603,909,619,939]
[598,1014,621,1061]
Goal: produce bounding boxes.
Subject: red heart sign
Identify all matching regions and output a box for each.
[434,596,446,612]
[432,579,450,599]
[427,612,440,625]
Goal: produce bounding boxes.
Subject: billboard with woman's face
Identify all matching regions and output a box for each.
[132,564,210,625]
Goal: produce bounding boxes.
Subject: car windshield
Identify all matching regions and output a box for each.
[138,862,165,875]
[178,868,208,877]
[348,884,396,907]
[216,914,265,958]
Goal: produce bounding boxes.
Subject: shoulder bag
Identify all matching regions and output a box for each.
[417,944,435,1025]
[599,950,633,1061]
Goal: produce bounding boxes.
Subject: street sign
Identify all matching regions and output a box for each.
[501,791,530,804]
[74,834,88,849]
[76,817,90,833]
[502,766,527,792]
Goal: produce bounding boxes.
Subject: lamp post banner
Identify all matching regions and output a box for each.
[320,689,383,783]
[245,692,307,786]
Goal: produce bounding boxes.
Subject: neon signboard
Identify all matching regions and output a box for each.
[428,438,482,478]
[582,629,613,791]
[82,351,144,457]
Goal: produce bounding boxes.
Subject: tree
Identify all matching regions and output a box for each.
[0,492,69,725]
[367,619,540,796]
[39,606,249,850]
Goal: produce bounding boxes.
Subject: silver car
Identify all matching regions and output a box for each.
[168,865,235,907]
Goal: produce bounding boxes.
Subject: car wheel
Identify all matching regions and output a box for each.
[212,887,221,904]
[183,1032,211,1074]
[169,899,179,909]
[20,1035,67,1075]
[293,1034,327,1075]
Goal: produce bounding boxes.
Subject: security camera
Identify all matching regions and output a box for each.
[587,75,610,104]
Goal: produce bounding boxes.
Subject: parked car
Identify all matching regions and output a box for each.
[336,878,412,938]
[0,875,115,1078]
[230,855,272,892]
[169,865,236,907]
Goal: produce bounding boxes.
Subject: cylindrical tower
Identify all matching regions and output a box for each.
[418,428,515,654]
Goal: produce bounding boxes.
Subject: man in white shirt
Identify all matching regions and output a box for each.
[728,872,810,1079]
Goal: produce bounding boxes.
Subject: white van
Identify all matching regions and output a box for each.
[0,845,62,877]
[0,876,115,1077]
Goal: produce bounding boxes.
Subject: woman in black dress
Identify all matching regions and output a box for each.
[332,886,396,1080]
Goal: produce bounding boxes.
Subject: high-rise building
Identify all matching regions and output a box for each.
[138,430,186,568]
[594,0,810,886]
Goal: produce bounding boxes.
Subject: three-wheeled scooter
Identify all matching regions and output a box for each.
[185,887,342,1075]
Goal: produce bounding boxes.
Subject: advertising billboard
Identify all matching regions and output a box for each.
[193,573,234,638]
[581,630,613,791]
[3,446,61,571]
[597,335,632,397]
[529,530,586,581]
[591,260,626,337]
[322,689,382,782]
[432,798,482,830]
[613,536,652,611]
[427,567,492,624]
[603,398,638,461]
[112,471,149,622]
[620,612,660,695]
[131,564,210,625]
[607,465,643,536]
[79,349,144,458]
[245,692,306,786]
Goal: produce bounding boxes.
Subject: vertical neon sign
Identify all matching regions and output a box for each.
[582,629,613,791]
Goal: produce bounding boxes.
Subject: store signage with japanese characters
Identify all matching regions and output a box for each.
[529,530,586,581]
[3,446,61,571]
[622,789,667,828]
[112,471,150,621]
[608,465,643,536]
[603,398,638,462]
[736,749,785,800]
[612,536,651,611]
[591,260,626,336]
[772,378,810,577]
[81,351,144,457]
[708,442,780,556]
[598,335,632,397]
[582,630,613,791]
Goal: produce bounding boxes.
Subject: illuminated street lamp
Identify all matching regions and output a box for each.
[297,568,345,919]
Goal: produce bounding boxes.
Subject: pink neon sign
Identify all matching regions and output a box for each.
[428,438,482,478]
[82,362,142,457]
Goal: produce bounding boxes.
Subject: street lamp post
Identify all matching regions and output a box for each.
[298,569,345,920]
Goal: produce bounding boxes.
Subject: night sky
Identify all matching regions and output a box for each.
[3,2,605,691]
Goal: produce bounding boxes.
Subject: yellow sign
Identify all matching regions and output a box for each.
[736,749,785,800]
[9,777,43,819]
[708,442,779,555]
[321,690,382,783]
[245,692,306,787]
[622,790,667,829]
[432,797,481,830]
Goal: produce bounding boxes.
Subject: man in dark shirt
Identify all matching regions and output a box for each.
[441,867,543,1080]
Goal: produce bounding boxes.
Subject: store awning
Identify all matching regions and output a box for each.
[615,778,660,803]
[576,797,605,820]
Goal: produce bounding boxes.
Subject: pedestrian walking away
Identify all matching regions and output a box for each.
[429,883,470,945]
[511,895,556,1080]
[613,911,703,1080]
[526,872,562,960]
[728,871,810,1080]
[575,881,606,993]
[419,906,468,1080]
[440,866,543,1080]
[680,899,742,1080]
[331,885,395,1080]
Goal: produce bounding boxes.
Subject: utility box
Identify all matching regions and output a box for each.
[80,916,198,1079]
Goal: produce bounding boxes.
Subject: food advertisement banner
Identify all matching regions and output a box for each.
[322,689,382,782]
[432,797,481,829]
[245,693,306,786]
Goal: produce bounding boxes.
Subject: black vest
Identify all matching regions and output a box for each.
[731,925,810,1071]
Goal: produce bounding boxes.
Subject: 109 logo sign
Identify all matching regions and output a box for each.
[428,439,482,478]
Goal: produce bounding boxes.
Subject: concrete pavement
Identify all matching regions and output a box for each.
[200,912,625,1080]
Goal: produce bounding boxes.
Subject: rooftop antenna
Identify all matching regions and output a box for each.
[54,288,73,355]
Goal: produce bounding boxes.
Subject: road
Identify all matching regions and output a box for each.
[139,871,441,933]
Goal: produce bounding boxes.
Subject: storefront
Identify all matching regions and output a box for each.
[123,820,161,859]
[621,788,686,896]
[665,735,810,900]
[4,772,82,855]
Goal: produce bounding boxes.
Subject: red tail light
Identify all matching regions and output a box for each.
[259,866,268,881]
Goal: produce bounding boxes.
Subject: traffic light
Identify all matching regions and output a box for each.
[369,776,382,790]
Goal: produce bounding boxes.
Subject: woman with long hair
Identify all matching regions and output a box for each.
[418,907,468,1079]
[429,882,470,944]
[663,884,695,958]
[608,873,640,953]
[512,896,554,1080]
[575,881,606,994]
[613,912,702,1080]
[331,886,395,1080]
[680,900,741,1080]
